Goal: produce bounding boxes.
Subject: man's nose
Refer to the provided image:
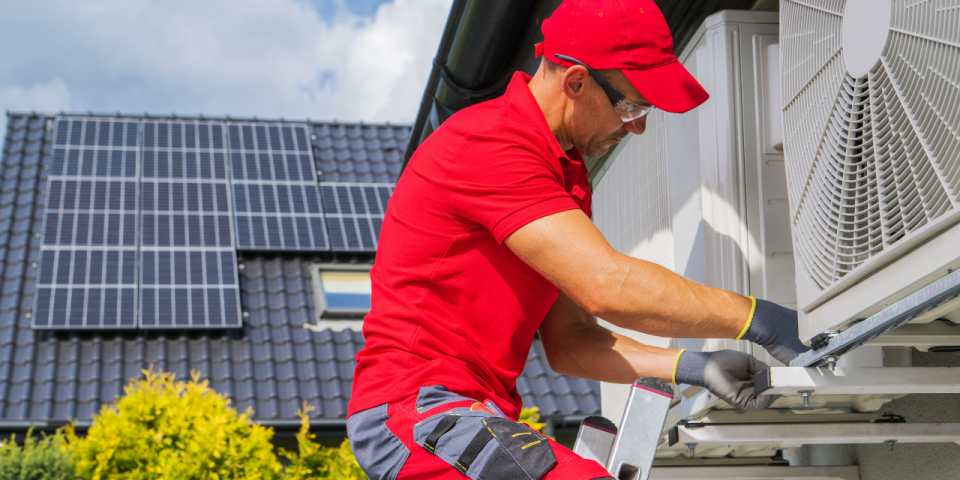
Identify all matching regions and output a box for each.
[624,115,647,135]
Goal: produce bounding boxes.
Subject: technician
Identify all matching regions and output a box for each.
[347,0,810,478]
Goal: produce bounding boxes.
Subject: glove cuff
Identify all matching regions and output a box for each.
[674,350,709,387]
[740,298,795,347]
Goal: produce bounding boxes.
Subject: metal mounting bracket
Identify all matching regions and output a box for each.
[865,321,960,350]
[791,270,960,367]
[669,422,960,447]
[648,465,860,480]
[755,367,960,395]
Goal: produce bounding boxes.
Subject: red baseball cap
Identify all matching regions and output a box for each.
[535,0,709,114]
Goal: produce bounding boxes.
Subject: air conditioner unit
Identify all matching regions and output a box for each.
[781,0,960,340]
[592,12,892,442]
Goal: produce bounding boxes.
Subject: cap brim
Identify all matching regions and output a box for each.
[622,60,709,114]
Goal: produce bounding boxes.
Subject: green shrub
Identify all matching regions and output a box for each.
[281,405,366,480]
[69,368,283,480]
[0,429,77,480]
[518,407,546,434]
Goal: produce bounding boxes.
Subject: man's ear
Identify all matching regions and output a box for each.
[560,65,589,99]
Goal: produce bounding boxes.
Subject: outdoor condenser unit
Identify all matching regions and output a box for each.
[593,13,897,454]
[781,0,960,340]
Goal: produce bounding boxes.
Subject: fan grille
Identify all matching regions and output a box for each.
[783,0,960,291]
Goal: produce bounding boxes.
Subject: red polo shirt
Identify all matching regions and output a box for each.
[349,72,592,420]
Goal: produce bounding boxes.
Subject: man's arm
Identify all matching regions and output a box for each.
[538,290,679,384]
[505,209,751,339]
[539,290,780,411]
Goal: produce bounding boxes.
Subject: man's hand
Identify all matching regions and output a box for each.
[674,350,778,411]
[740,299,811,365]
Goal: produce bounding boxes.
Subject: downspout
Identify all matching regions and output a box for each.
[404,0,535,168]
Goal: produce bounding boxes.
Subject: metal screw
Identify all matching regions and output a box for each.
[242,311,250,318]
[317,170,324,176]
[799,390,813,407]
[237,264,245,270]
[25,313,31,319]
[687,443,697,457]
[31,263,37,269]
[824,355,839,372]
[43,165,49,170]
[886,439,897,451]
[34,232,40,238]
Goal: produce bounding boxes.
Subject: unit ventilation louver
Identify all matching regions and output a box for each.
[782,0,960,295]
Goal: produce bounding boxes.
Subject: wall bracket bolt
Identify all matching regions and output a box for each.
[799,390,813,407]
[824,355,840,372]
[687,443,697,457]
[886,439,897,451]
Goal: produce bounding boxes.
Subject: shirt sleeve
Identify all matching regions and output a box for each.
[441,138,581,243]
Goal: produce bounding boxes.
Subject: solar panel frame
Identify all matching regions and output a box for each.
[319,182,393,252]
[138,120,242,329]
[228,123,330,251]
[34,117,141,330]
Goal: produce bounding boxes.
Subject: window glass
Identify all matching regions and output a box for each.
[320,270,371,314]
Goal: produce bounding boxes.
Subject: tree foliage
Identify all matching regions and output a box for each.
[0,429,77,480]
[68,368,283,480]
[280,405,366,480]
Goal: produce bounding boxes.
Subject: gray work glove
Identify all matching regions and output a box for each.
[740,298,811,365]
[674,349,779,411]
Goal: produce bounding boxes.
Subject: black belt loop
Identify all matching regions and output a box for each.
[454,420,496,473]
[423,414,460,452]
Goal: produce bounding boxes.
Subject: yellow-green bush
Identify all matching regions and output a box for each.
[0,429,77,480]
[69,368,283,480]
[518,407,547,434]
[280,405,365,480]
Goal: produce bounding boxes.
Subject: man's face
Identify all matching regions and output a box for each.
[569,69,649,158]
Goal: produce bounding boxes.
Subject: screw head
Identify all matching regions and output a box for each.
[687,443,698,457]
[242,311,250,318]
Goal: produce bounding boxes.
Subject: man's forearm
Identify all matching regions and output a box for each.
[547,323,680,384]
[539,294,680,384]
[506,209,751,341]
[596,258,752,339]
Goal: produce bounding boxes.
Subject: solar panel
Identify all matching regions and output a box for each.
[319,182,393,251]
[34,117,140,329]
[139,120,242,329]
[227,123,329,251]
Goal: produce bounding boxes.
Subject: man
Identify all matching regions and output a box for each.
[347,0,810,478]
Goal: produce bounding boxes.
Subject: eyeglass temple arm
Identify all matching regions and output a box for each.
[553,54,626,103]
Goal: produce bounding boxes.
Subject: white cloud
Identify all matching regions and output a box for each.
[0,79,72,135]
[0,0,451,138]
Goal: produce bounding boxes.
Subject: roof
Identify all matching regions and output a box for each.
[0,112,600,428]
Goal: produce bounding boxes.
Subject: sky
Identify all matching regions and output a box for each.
[0,0,453,136]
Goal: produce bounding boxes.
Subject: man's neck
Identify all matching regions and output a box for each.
[527,66,574,152]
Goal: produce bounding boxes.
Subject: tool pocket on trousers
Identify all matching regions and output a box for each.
[413,410,557,480]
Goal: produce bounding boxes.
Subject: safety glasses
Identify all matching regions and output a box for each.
[554,54,656,122]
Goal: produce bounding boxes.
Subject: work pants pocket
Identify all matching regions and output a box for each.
[413,410,557,480]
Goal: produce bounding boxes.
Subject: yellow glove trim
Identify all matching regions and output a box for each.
[735,296,758,341]
[671,349,687,385]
